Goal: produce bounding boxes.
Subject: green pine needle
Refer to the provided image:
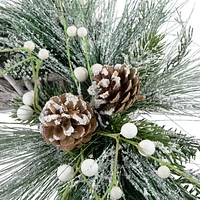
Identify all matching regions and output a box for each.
[0,0,200,199]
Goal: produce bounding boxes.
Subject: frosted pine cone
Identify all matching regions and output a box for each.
[88,64,143,115]
[39,93,98,151]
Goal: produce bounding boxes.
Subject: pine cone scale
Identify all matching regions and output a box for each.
[125,99,135,110]
[90,117,98,132]
[82,134,92,143]
[128,68,136,79]
[61,118,73,136]
[60,136,76,151]
[73,126,85,138]
[110,92,121,104]
[40,93,98,151]
[121,92,131,103]
[54,127,66,140]
[115,103,126,114]
[124,80,132,92]
[131,86,138,96]
[88,64,141,115]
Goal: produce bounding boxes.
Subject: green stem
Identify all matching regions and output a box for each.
[113,138,119,185]
[74,167,81,177]
[120,137,200,187]
[100,134,200,188]
[27,51,40,113]
[61,168,80,200]
[67,38,78,87]
[27,50,36,81]
[0,47,28,53]
[101,136,120,200]
[79,4,92,82]
[98,132,119,139]
[80,147,84,162]
[61,159,81,200]
[76,157,81,169]
[83,37,92,82]
[57,0,78,88]
[0,57,35,77]
[33,60,42,112]
[119,137,138,146]
[61,182,71,200]
[81,173,101,200]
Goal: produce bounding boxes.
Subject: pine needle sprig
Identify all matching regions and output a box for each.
[0,0,71,80]
[0,127,66,200]
[0,0,200,199]
[121,146,199,200]
[0,116,199,199]
[2,0,200,113]
[55,117,200,199]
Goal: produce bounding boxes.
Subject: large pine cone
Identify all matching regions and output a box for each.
[39,93,98,151]
[88,64,142,115]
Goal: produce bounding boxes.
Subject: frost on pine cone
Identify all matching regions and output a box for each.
[39,93,98,151]
[88,64,142,115]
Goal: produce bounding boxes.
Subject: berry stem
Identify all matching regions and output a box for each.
[27,50,41,114]
[61,160,81,200]
[33,59,42,112]
[80,147,84,162]
[83,37,92,82]
[0,47,28,53]
[66,38,78,87]
[0,56,35,77]
[99,132,200,190]
[113,137,119,185]
[101,136,120,199]
[57,0,78,89]
[120,137,200,187]
[61,182,71,200]
[81,173,101,200]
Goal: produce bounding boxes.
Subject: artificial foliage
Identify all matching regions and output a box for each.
[0,0,200,200]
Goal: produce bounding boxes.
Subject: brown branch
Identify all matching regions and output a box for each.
[0,66,24,96]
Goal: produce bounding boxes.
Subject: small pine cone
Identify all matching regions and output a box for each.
[39,93,98,151]
[88,64,141,115]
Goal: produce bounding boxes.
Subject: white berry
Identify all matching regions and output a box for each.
[91,64,103,75]
[74,67,88,82]
[120,122,138,139]
[81,159,98,177]
[138,139,155,156]
[57,164,74,182]
[22,90,34,106]
[77,27,87,38]
[67,26,77,37]
[24,41,35,51]
[17,105,33,120]
[38,49,49,60]
[110,186,123,199]
[157,166,170,179]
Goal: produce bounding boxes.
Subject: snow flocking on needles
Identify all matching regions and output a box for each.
[0,0,200,200]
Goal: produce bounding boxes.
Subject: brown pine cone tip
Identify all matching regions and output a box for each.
[88,64,143,115]
[39,93,98,151]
